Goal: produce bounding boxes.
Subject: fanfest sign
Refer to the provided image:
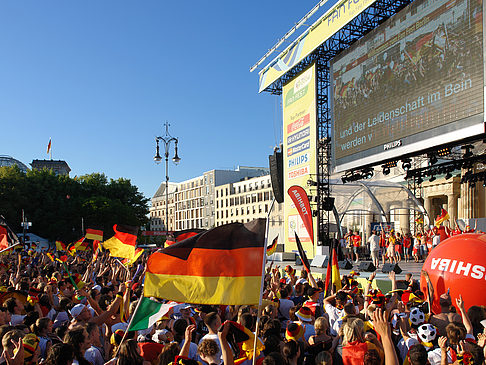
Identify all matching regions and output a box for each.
[283,64,318,257]
[142,231,173,236]
[420,233,486,314]
[258,0,378,92]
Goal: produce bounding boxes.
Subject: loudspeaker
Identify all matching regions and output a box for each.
[295,257,302,266]
[382,263,402,274]
[358,261,376,272]
[338,259,353,270]
[322,197,335,211]
[269,150,284,203]
[311,255,328,268]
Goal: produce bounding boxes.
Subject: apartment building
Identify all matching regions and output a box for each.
[150,166,269,231]
[215,175,284,241]
[149,182,177,231]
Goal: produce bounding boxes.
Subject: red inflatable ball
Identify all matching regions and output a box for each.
[420,233,486,314]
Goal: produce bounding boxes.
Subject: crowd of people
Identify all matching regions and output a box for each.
[341,221,479,269]
[0,232,483,365]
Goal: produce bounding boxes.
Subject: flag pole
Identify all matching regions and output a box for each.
[115,258,130,272]
[115,273,145,357]
[252,198,275,365]
[0,242,20,254]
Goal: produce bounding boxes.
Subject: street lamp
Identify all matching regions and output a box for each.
[154,122,181,234]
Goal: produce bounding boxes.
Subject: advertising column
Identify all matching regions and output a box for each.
[283,64,318,258]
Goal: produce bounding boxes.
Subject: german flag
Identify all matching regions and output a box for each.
[0,216,19,250]
[324,246,341,296]
[144,219,266,305]
[55,241,66,251]
[74,237,89,251]
[266,235,278,256]
[102,225,140,261]
[85,228,103,241]
[294,232,310,273]
[435,208,450,228]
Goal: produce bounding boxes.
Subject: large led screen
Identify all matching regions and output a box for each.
[332,0,484,172]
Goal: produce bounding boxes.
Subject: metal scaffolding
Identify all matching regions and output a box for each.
[261,0,413,244]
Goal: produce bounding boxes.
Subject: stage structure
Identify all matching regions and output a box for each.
[253,0,486,252]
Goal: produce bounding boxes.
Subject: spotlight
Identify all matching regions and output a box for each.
[402,158,412,171]
[462,144,474,159]
[417,176,423,184]
[437,147,451,157]
[382,166,391,175]
[429,176,436,182]
[428,154,438,165]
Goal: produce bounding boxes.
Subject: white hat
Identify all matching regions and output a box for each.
[152,329,169,343]
[69,304,86,319]
[111,322,128,333]
[92,285,102,292]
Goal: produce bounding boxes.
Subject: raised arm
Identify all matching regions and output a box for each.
[372,309,400,365]
[179,324,196,358]
[455,295,473,335]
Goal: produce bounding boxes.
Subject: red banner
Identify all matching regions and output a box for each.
[142,231,173,236]
[288,185,314,245]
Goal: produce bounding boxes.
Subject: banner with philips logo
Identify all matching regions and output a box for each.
[283,64,317,257]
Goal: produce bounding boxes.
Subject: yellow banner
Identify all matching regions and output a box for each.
[283,65,318,258]
[258,0,378,92]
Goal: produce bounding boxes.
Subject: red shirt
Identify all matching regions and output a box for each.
[352,235,361,247]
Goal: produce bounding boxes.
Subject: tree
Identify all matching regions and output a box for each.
[0,166,149,242]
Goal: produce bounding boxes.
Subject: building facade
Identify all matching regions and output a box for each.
[149,166,270,231]
[31,159,71,176]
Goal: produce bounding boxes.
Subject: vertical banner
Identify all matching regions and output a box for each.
[283,64,318,258]
[288,185,314,244]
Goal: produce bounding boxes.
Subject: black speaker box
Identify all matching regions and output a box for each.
[295,257,302,266]
[382,263,402,274]
[322,197,335,211]
[358,261,376,272]
[268,150,284,203]
[338,259,353,270]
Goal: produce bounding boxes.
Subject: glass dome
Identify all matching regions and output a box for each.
[0,155,29,173]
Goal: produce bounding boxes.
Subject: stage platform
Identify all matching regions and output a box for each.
[269,259,425,293]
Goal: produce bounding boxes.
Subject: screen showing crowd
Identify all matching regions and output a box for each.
[332,0,484,164]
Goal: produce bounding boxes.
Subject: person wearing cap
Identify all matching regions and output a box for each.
[71,285,124,328]
[303,287,322,319]
[295,306,315,341]
[284,265,297,285]
[22,333,40,365]
[178,304,197,327]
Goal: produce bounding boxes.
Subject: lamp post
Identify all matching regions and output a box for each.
[154,122,181,235]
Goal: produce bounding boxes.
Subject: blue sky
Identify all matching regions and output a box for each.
[0,1,336,199]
